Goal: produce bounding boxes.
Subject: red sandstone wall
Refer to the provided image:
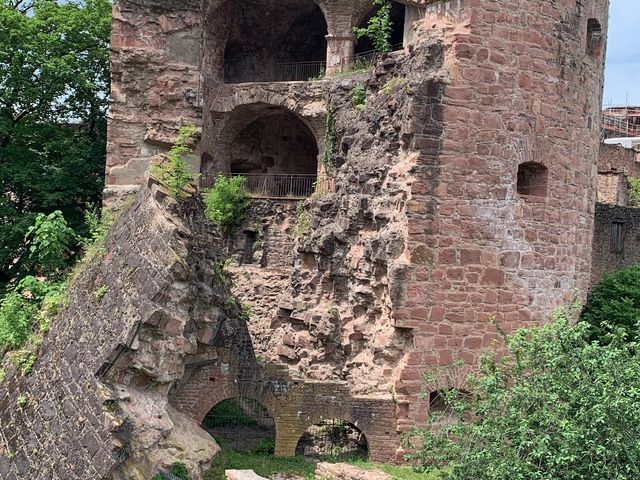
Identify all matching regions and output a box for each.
[394,0,609,428]
[106,0,202,192]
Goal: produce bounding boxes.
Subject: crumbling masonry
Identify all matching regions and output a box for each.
[0,0,610,478]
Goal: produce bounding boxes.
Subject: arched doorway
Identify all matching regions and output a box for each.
[295,419,369,460]
[216,0,328,83]
[201,397,276,453]
[202,104,323,198]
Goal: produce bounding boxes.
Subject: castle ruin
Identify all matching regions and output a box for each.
[0,0,612,478]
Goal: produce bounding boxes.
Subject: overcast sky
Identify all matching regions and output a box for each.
[603,0,640,106]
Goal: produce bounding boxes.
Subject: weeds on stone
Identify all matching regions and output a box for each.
[94,285,108,301]
[350,86,366,112]
[151,125,198,197]
[295,201,311,236]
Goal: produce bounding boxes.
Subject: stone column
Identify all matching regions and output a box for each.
[325,34,356,75]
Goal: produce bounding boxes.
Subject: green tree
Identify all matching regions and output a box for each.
[0,0,112,287]
[406,314,640,480]
[353,0,393,53]
[581,263,640,342]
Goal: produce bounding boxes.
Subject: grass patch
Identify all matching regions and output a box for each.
[205,450,316,480]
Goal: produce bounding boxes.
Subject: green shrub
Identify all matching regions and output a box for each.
[628,177,640,207]
[254,438,276,455]
[152,125,197,197]
[25,211,76,274]
[405,314,640,480]
[0,277,63,352]
[204,176,250,233]
[581,263,640,342]
[353,0,393,53]
[152,463,191,480]
[350,86,366,110]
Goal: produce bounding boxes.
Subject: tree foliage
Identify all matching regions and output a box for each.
[353,0,393,53]
[628,177,640,207]
[0,0,112,287]
[581,263,640,342]
[406,314,640,480]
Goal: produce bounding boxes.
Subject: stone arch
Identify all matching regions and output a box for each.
[202,100,326,179]
[203,0,329,83]
[201,395,277,452]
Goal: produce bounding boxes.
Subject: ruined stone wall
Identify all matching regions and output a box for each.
[591,203,640,285]
[0,178,237,480]
[596,143,640,205]
[106,0,202,199]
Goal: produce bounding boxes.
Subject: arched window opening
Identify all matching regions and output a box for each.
[201,397,275,453]
[222,0,328,83]
[202,105,324,198]
[354,1,406,60]
[296,419,369,461]
[517,162,548,198]
[586,18,603,58]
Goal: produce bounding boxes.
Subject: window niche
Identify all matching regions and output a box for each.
[517,162,548,198]
[610,220,626,254]
[586,18,603,58]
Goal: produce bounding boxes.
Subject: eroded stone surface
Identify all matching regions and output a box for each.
[315,462,392,480]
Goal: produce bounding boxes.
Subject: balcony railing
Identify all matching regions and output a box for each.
[225,61,326,84]
[201,173,335,199]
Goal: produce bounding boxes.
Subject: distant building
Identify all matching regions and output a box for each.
[602,106,640,140]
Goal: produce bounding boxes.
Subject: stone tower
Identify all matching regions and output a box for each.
[104,0,610,461]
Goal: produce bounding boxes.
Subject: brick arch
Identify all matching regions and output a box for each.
[170,362,281,424]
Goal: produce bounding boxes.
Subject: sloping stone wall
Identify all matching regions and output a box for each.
[0,178,232,479]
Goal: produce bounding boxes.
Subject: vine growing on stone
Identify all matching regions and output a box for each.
[353,0,393,53]
[322,109,337,174]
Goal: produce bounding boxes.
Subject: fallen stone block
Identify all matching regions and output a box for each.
[315,462,392,480]
[225,469,269,480]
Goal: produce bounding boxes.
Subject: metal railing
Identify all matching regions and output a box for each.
[225,61,326,84]
[602,114,640,138]
[201,173,335,199]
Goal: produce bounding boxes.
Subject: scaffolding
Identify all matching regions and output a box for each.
[602,106,640,139]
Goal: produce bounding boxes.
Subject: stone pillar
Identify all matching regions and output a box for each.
[325,34,356,75]
[403,6,426,46]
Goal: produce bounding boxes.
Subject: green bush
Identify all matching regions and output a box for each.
[581,263,640,342]
[628,177,640,207]
[25,211,76,274]
[152,125,197,196]
[353,0,393,53]
[204,176,250,233]
[0,276,63,352]
[405,314,640,480]
[350,86,366,110]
